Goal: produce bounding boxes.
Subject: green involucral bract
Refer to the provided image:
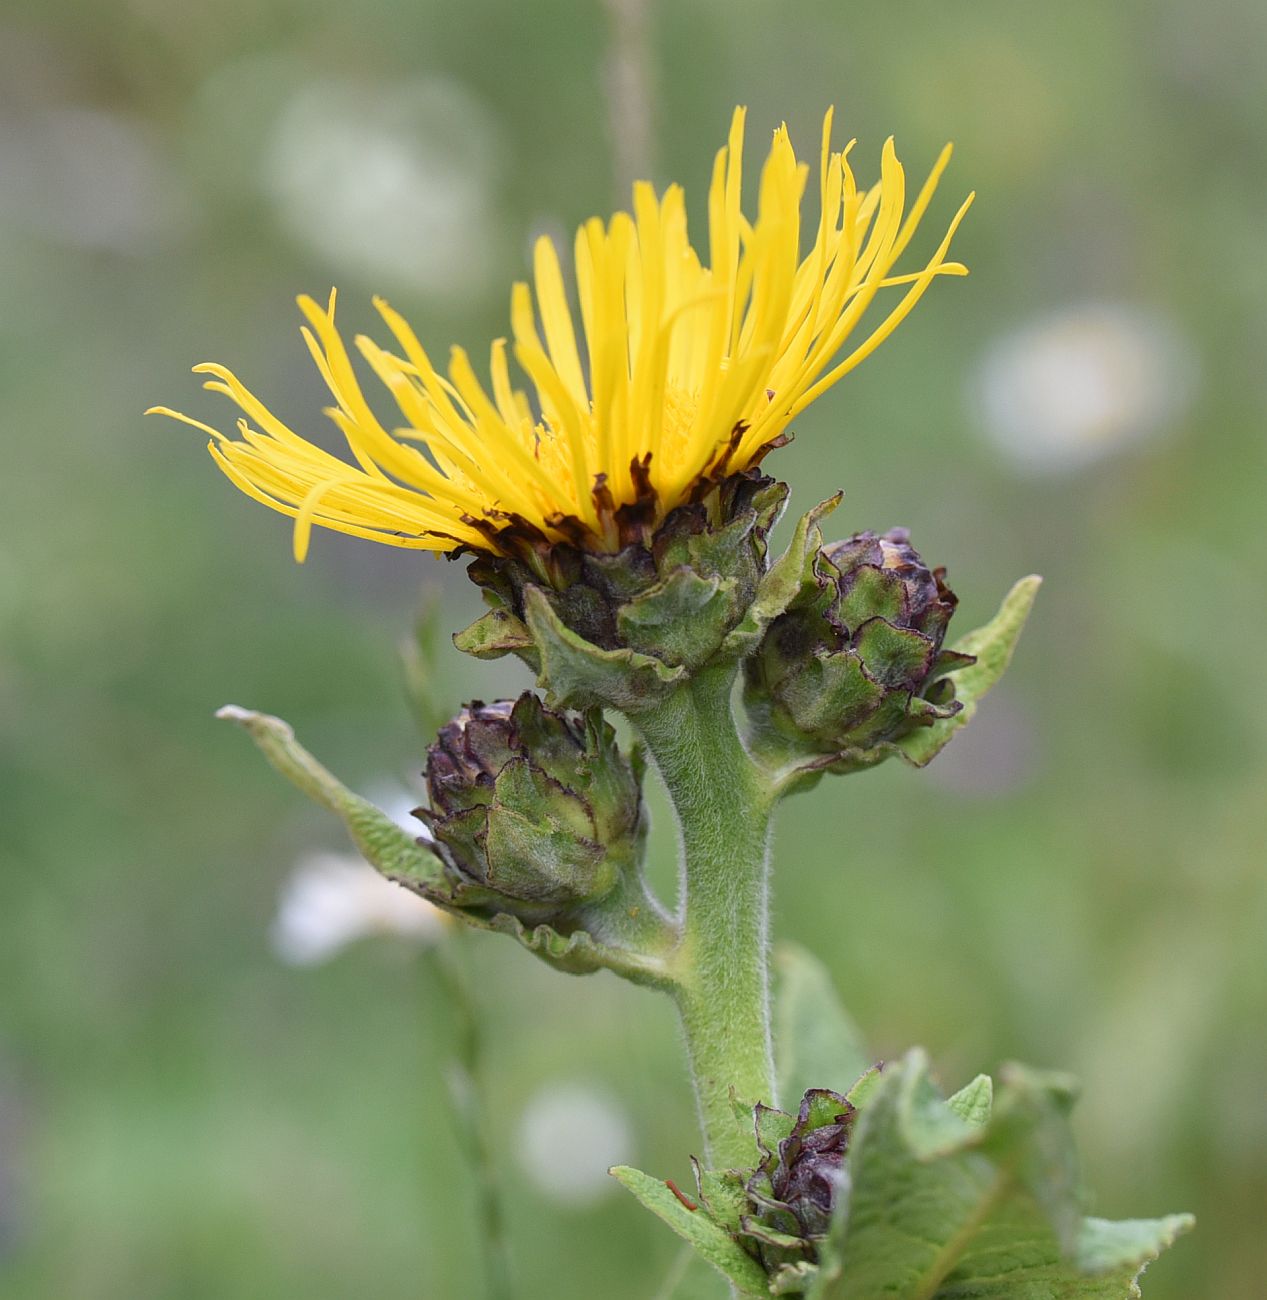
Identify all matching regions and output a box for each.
[417,692,645,923]
[744,527,972,771]
[454,470,789,711]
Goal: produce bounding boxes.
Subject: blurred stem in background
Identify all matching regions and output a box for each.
[400,587,450,742]
[603,0,655,198]
[651,1245,698,1300]
[429,932,514,1300]
[405,600,513,1299]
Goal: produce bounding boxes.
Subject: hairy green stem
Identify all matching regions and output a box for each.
[634,665,777,1168]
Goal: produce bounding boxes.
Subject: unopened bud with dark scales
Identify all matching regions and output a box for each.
[416,692,645,923]
[740,1089,857,1277]
[744,528,973,763]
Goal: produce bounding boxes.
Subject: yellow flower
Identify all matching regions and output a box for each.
[150,108,972,563]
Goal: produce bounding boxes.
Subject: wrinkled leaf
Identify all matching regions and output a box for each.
[695,1160,753,1237]
[1076,1216,1195,1278]
[485,912,674,989]
[452,606,536,664]
[946,1074,993,1127]
[618,568,741,669]
[807,1050,1190,1300]
[724,493,842,656]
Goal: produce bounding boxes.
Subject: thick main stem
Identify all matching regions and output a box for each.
[634,665,776,1169]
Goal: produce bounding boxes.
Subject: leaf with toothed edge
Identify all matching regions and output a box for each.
[776,573,1042,787]
[484,912,674,988]
[946,1074,993,1127]
[217,705,676,987]
[804,1049,1191,1300]
[693,1161,751,1237]
[628,1049,1189,1298]
[617,568,740,669]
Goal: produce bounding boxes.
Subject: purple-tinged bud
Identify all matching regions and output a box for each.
[416,692,645,923]
[740,1089,857,1274]
[744,528,973,765]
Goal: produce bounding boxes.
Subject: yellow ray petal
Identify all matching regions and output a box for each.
[157,107,971,562]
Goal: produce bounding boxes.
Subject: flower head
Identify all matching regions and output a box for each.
[151,108,971,563]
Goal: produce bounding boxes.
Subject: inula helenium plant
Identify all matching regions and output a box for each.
[157,108,1191,1297]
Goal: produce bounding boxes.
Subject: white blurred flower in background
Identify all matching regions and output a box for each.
[271,851,447,966]
[973,303,1197,475]
[363,780,430,839]
[515,1082,635,1208]
[263,74,504,296]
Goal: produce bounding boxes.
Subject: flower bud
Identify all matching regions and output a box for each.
[744,528,972,763]
[416,692,645,923]
[741,1089,856,1274]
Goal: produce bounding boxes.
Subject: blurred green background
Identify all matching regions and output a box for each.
[2,0,1264,1295]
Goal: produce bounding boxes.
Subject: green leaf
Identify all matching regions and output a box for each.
[946,1074,993,1127]
[1075,1215,1196,1277]
[774,943,872,1104]
[845,1064,885,1110]
[898,574,1042,767]
[610,1165,769,1296]
[695,1162,751,1236]
[216,706,443,888]
[806,1050,1190,1300]
[522,585,686,713]
[754,1102,797,1154]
